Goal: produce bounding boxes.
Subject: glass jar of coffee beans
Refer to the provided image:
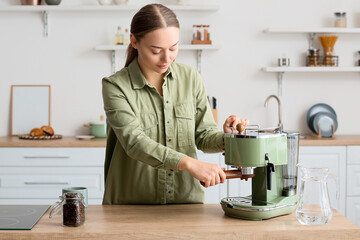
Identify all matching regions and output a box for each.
[49,192,85,227]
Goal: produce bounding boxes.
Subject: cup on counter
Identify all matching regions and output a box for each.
[62,187,88,210]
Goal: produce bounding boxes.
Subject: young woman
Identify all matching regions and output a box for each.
[102,4,248,204]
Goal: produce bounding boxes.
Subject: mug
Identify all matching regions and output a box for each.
[62,187,88,210]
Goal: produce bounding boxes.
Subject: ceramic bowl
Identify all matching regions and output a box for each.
[98,0,113,5]
[113,0,128,5]
[45,0,61,5]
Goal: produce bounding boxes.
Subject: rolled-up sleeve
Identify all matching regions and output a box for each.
[193,71,224,153]
[102,77,185,172]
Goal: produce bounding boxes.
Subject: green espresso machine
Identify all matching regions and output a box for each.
[221,126,300,220]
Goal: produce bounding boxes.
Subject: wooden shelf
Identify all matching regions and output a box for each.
[0,4,219,37]
[95,44,221,51]
[0,5,220,12]
[96,44,221,74]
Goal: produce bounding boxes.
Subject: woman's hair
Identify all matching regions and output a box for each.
[124,4,180,67]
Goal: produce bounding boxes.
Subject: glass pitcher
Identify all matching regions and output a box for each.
[296,164,339,225]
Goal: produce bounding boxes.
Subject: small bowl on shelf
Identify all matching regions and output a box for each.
[114,0,128,5]
[98,0,113,5]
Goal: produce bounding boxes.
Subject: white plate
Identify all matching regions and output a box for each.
[76,135,95,140]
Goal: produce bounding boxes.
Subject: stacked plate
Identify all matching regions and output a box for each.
[306,103,338,137]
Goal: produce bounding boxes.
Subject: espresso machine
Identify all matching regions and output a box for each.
[220,125,300,220]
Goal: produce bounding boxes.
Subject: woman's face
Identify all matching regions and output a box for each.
[131,27,179,76]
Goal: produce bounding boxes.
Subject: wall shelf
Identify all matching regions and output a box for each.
[95,44,221,74]
[264,28,360,96]
[265,27,360,49]
[262,67,360,96]
[0,4,220,37]
[0,5,220,12]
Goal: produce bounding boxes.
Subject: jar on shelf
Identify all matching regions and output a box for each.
[334,12,347,28]
[307,49,320,67]
[357,51,360,66]
[203,25,210,41]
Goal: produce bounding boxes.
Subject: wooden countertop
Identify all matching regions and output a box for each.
[2,205,359,240]
[0,136,106,147]
[300,134,360,146]
[1,135,360,147]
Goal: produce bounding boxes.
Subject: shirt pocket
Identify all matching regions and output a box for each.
[174,102,195,147]
[139,113,159,141]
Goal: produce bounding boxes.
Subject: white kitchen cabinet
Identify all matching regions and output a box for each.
[298,146,347,215]
[0,147,105,205]
[346,146,360,227]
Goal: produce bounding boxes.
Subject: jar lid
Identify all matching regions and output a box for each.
[308,48,320,53]
[334,12,346,17]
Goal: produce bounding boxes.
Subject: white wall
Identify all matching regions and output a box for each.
[1,0,359,136]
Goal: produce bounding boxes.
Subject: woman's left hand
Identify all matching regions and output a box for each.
[223,115,249,134]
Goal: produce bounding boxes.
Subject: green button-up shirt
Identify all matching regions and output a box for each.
[102,59,224,204]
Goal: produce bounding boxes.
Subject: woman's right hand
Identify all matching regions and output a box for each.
[178,156,226,188]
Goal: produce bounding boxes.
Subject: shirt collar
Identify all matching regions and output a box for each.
[128,58,176,90]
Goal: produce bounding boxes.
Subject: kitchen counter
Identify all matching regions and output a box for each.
[1,205,359,240]
[0,136,106,147]
[1,135,360,147]
[300,134,360,146]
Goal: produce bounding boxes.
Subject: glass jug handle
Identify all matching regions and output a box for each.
[49,201,62,218]
[328,172,339,206]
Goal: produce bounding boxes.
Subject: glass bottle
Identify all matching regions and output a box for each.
[49,192,86,227]
[114,26,124,45]
[123,28,130,45]
[334,12,347,28]
[203,25,210,41]
[307,49,320,67]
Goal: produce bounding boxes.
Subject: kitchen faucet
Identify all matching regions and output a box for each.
[264,95,283,133]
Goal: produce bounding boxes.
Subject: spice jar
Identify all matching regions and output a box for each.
[334,12,347,28]
[307,49,320,66]
[49,192,85,227]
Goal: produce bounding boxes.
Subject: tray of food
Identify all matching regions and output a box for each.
[18,126,62,140]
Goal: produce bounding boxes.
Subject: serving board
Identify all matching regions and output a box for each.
[18,134,62,140]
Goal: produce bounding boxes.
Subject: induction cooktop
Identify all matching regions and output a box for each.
[0,205,49,230]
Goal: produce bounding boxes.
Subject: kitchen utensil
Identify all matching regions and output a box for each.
[282,131,300,196]
[313,112,338,137]
[319,36,338,56]
[83,115,106,138]
[62,187,88,210]
[45,0,61,5]
[0,205,49,230]
[306,103,337,132]
[221,126,299,220]
[296,164,339,225]
[21,0,41,5]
